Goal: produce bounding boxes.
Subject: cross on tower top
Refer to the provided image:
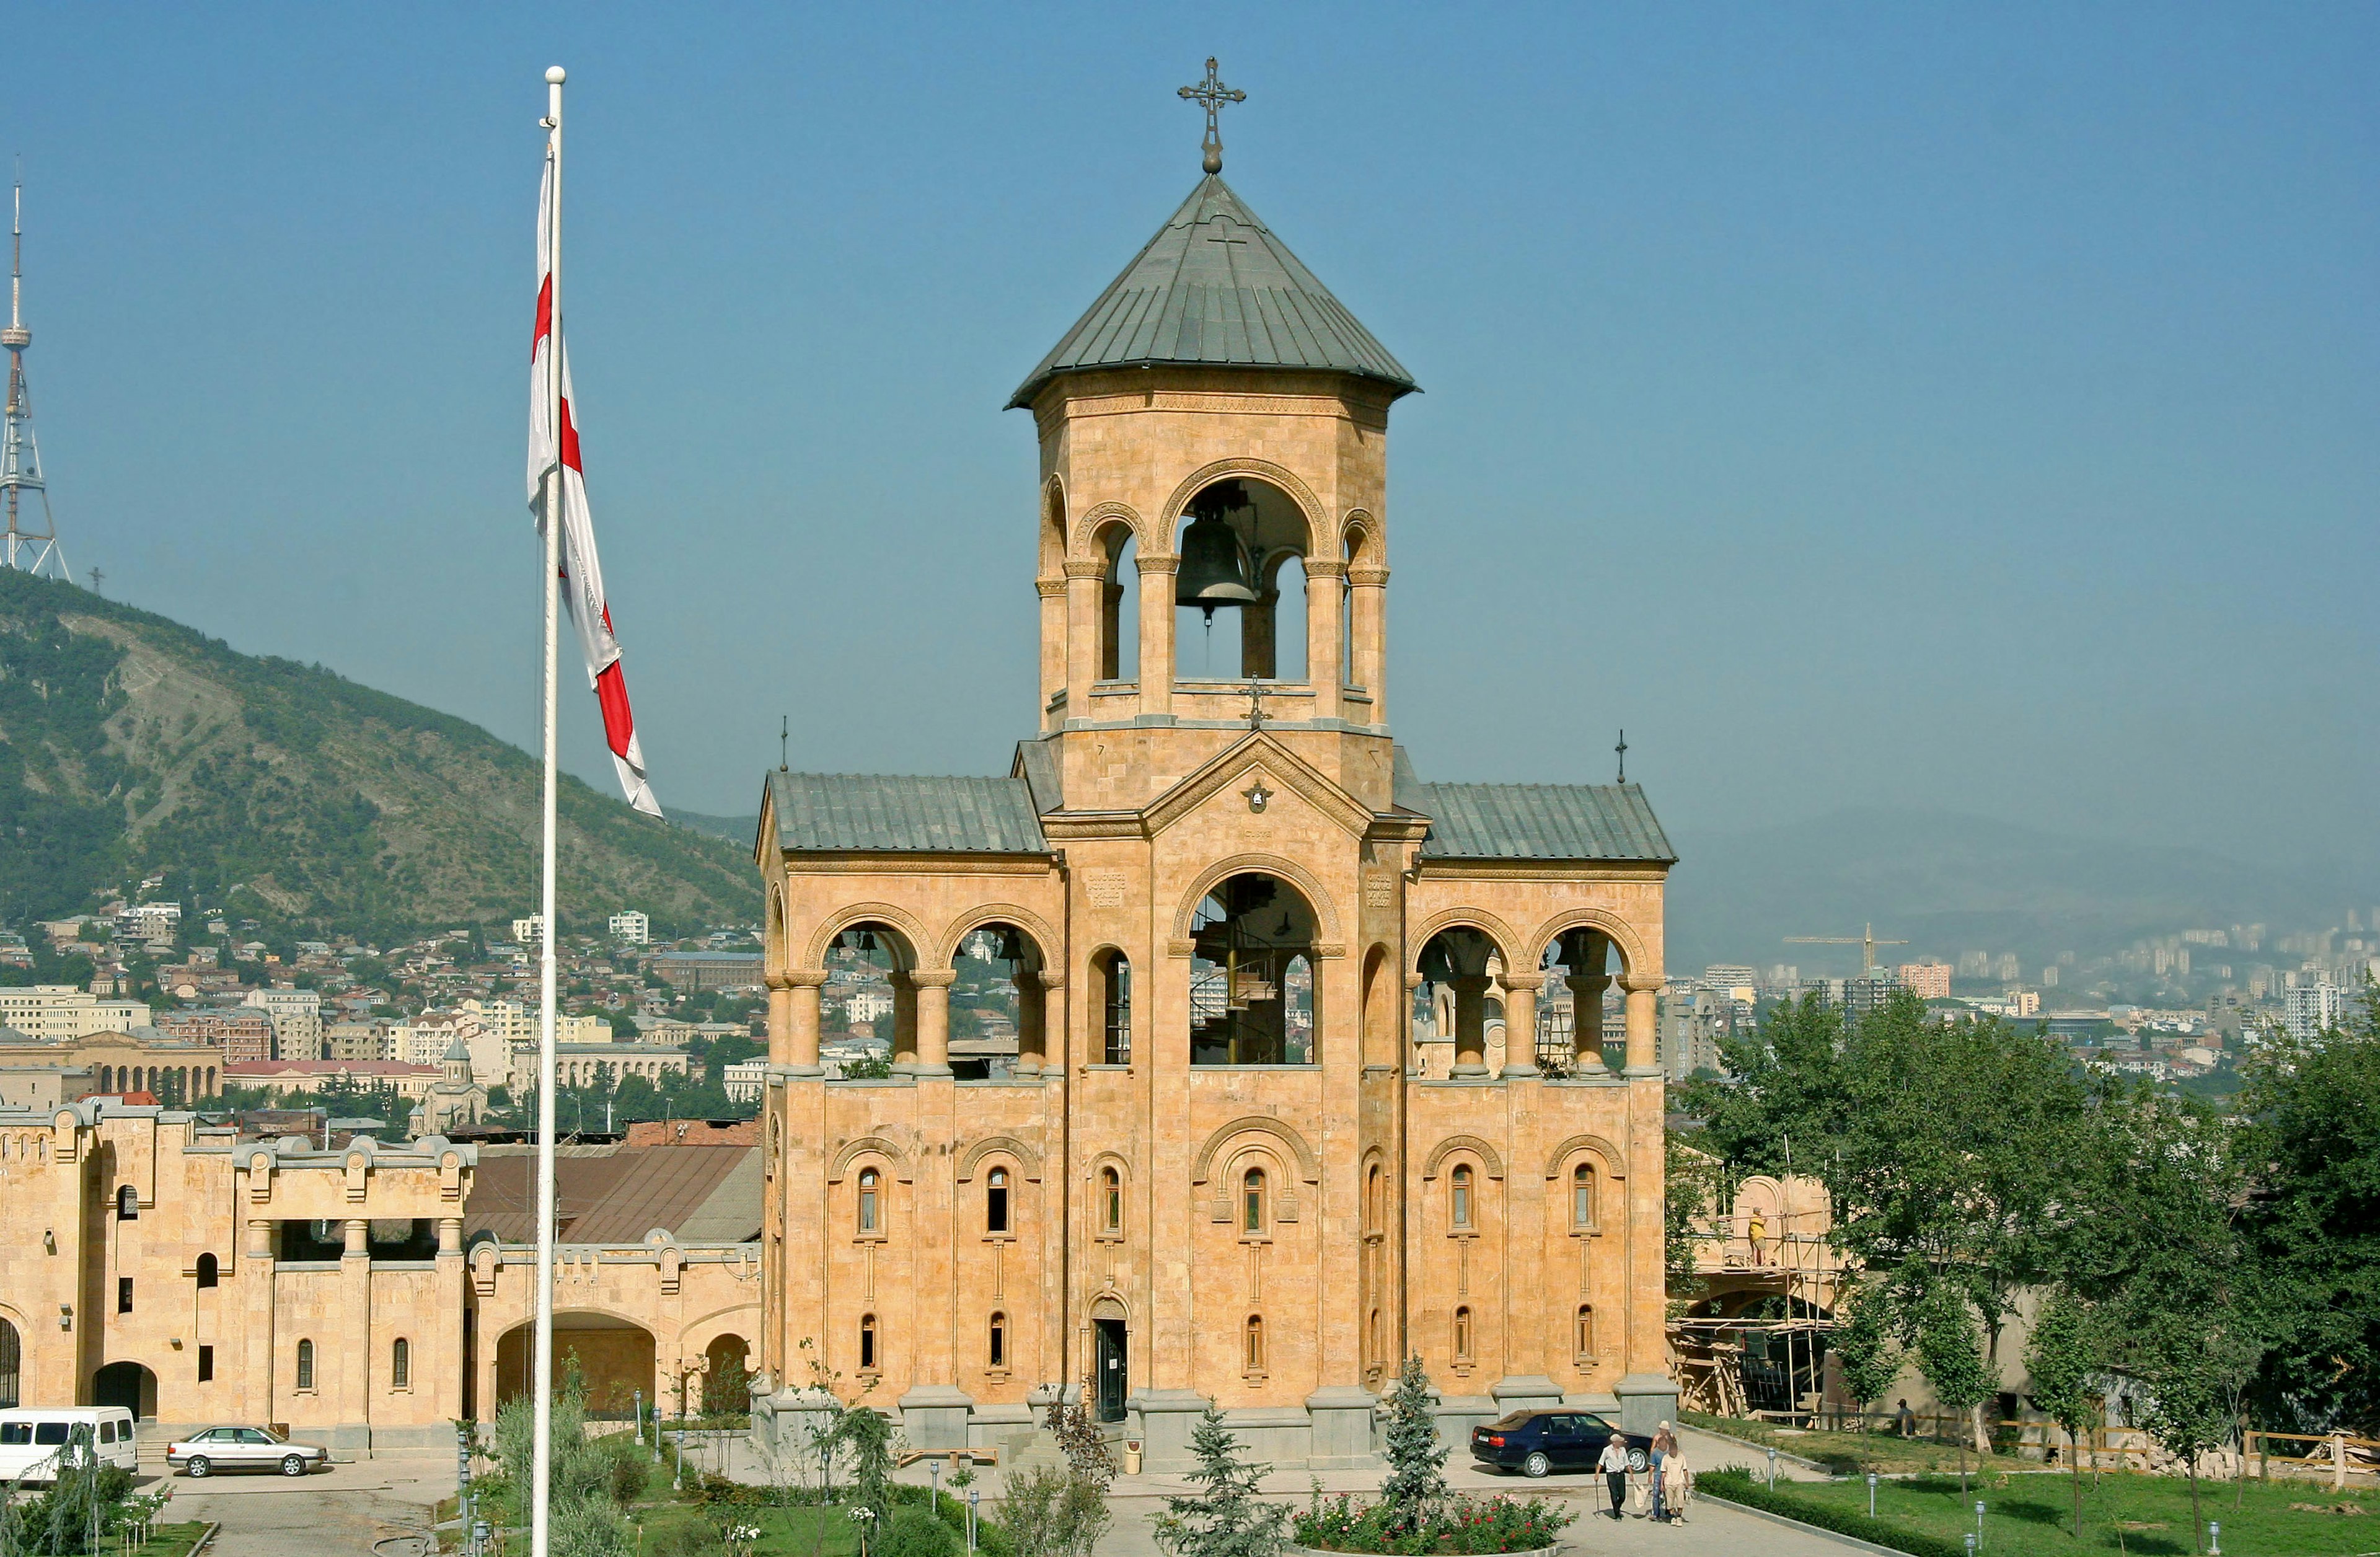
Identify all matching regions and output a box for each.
[1178,57,1246,176]
[1615,730,1628,783]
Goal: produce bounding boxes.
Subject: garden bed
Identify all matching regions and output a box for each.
[1705,1464,2370,1557]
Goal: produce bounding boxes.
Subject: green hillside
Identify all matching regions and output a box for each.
[0,568,757,938]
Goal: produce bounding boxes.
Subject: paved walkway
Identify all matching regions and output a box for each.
[140,1448,452,1557]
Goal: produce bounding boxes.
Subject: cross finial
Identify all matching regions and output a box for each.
[1245,678,1274,731]
[779,715,789,772]
[1615,729,1628,783]
[1178,57,1246,175]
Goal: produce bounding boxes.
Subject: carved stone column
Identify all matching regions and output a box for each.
[1138,554,1178,716]
[1036,576,1068,723]
[788,969,827,1073]
[911,968,956,1075]
[1063,558,1105,723]
[891,972,920,1070]
[1347,563,1390,723]
[1015,969,1046,1076]
[765,973,794,1066]
[1450,974,1493,1078]
[1304,556,1346,721]
[1500,973,1543,1077]
[1567,973,1611,1072]
[1623,974,1661,1074]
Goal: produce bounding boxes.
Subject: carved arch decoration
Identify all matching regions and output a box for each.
[1168,852,1346,953]
[1070,500,1152,560]
[1039,475,1069,575]
[932,903,1065,971]
[956,1135,1044,1182]
[1189,1115,1322,1186]
[676,1302,769,1357]
[826,1136,914,1184]
[1340,507,1383,565]
[1541,1133,1628,1181]
[1420,1134,1508,1181]
[1088,1287,1131,1323]
[1157,457,1327,558]
[800,901,933,971]
[1407,907,1526,975]
[1525,906,1655,982]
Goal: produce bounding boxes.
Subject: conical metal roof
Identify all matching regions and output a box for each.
[1009,175,1417,409]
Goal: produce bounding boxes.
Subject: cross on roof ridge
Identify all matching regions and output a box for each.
[1178,56,1246,175]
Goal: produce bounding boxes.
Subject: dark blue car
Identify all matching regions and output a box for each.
[1470,1409,1652,1479]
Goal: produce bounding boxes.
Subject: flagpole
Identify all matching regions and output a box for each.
[533,61,565,1557]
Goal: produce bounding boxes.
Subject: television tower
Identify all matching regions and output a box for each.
[2,164,69,581]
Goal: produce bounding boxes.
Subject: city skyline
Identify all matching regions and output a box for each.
[1,4,2371,879]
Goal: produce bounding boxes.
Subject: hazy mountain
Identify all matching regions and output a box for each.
[1663,806,2370,975]
[0,569,757,937]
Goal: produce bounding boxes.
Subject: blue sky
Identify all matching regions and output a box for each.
[7,3,2374,875]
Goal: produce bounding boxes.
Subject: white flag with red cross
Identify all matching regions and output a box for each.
[528,154,661,818]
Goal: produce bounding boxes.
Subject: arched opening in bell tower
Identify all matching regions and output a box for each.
[1189,873,1319,1065]
[1173,477,1308,682]
[1093,519,1139,684]
[1541,927,1625,1074]
[1413,925,1507,1078]
[824,922,919,1073]
[950,922,1051,1077]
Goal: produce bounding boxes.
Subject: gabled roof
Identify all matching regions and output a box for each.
[765,771,1051,855]
[1393,748,1677,864]
[1009,175,1417,409]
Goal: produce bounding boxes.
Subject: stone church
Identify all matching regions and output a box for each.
[752,123,1677,1471]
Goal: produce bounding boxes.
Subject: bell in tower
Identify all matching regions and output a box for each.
[1174,479,1260,619]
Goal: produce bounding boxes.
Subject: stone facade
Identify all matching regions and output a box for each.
[753,170,1678,1471]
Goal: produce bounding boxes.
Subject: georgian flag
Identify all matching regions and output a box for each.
[528,155,661,818]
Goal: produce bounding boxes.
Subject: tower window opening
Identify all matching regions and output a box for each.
[1245,1315,1266,1373]
[1453,1306,1473,1362]
[1572,1164,1595,1230]
[1450,1164,1473,1229]
[986,1167,1010,1235]
[858,1314,878,1372]
[1101,1167,1123,1234]
[1242,1167,1267,1235]
[857,1168,880,1234]
[989,1312,1007,1370]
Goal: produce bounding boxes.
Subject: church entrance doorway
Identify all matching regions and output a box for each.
[92,1361,157,1419]
[1093,1319,1127,1423]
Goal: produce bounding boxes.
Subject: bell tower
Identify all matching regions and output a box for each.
[1011,61,1415,816]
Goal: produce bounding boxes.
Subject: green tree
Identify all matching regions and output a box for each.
[840,1401,894,1524]
[1913,1285,1997,1492]
[1677,992,1849,1176]
[1831,1281,1902,1444]
[1151,1407,1287,1557]
[2025,1288,2102,1539]
[1376,1356,1447,1533]
[1664,1136,1721,1290]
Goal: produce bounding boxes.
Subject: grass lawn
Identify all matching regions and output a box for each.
[1684,1409,2036,1477]
[1769,1470,2376,1556]
[134,1521,214,1557]
[630,1499,868,1557]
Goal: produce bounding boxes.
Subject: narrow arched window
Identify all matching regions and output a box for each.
[1245,1315,1266,1372]
[1572,1164,1594,1230]
[1365,1163,1383,1235]
[1450,1165,1473,1229]
[858,1314,878,1372]
[1242,1168,1266,1235]
[1101,1167,1122,1234]
[116,1184,138,1221]
[857,1168,879,1234]
[296,1338,316,1391]
[195,1253,218,1289]
[392,1338,411,1389]
[986,1167,1010,1235]
[1453,1306,1473,1362]
[1100,951,1132,1065]
[988,1312,1007,1370]
[1575,1305,1595,1361]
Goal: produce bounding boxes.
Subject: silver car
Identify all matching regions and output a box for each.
[165,1426,328,1477]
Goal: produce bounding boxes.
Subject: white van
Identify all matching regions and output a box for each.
[0,1408,140,1485]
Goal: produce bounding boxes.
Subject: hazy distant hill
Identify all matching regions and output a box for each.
[0,569,757,936]
[1664,806,2368,974]
[671,810,760,851]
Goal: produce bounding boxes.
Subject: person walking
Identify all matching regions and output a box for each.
[1650,1422,1678,1524]
[1665,1439,1693,1525]
[1597,1433,1631,1520]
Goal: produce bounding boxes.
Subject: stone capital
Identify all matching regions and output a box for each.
[1036,970,1068,990]
[787,968,831,988]
[1062,558,1108,580]
[1034,578,1068,598]
[1135,554,1181,576]
[907,968,958,990]
[1499,972,1546,994]
[1621,972,1665,994]
[1347,564,1391,587]
[1302,557,1348,580]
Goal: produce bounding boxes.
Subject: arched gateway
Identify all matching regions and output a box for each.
[751,94,1677,1473]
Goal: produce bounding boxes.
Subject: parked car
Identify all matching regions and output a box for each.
[165,1426,327,1478]
[1470,1409,1652,1478]
[0,1408,139,1485]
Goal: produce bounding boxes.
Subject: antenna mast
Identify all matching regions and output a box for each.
[1,162,69,581]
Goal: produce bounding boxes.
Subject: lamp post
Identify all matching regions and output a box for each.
[1766,1446,1778,1491]
[967,1488,980,1552]
[1867,1471,1879,1518]
[1975,1499,1986,1550]
[929,1456,942,1517]
[2208,1522,2220,1555]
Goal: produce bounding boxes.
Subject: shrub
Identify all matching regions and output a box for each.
[606,1443,650,1505]
[1698,1468,1966,1557]
[1291,1491,1574,1555]
[1000,1463,1110,1557]
[875,1505,961,1557]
